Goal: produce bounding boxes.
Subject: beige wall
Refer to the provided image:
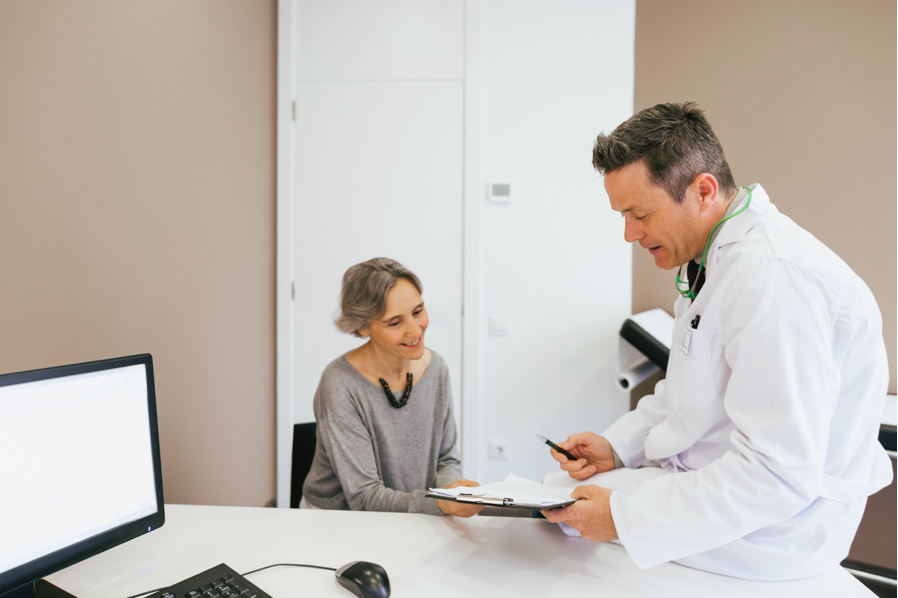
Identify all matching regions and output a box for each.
[0,1,277,506]
[631,0,896,395]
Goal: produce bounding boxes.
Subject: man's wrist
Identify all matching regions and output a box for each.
[611,446,624,470]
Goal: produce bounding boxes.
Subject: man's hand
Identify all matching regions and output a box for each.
[551,432,616,480]
[541,485,618,542]
[438,478,484,518]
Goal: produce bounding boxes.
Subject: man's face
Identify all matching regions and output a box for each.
[605,161,706,270]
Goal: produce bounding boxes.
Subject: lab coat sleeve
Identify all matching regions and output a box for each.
[611,259,842,568]
[602,378,670,468]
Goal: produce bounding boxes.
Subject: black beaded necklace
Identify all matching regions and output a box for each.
[370,343,414,408]
[378,373,413,409]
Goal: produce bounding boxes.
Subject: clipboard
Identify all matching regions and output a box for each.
[424,491,577,511]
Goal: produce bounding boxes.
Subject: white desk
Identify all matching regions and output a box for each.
[49,505,874,597]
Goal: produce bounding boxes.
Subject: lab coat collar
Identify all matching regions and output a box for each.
[704,184,769,273]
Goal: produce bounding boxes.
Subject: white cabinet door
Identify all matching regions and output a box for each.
[296,0,464,81]
[292,80,464,425]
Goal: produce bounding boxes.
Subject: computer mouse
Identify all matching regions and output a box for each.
[335,560,391,598]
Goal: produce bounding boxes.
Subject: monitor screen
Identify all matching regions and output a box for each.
[0,355,164,596]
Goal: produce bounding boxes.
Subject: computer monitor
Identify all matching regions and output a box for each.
[0,354,165,598]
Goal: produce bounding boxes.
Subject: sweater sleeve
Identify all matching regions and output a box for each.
[434,367,462,488]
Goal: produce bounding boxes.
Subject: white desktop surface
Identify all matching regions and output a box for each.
[48,504,874,597]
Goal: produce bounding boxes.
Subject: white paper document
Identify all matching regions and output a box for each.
[427,473,578,510]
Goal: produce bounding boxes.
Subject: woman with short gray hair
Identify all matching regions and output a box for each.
[300,258,482,516]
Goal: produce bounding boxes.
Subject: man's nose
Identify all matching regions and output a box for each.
[623,219,644,243]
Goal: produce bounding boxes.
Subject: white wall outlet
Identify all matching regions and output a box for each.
[488,439,509,460]
[488,182,512,203]
[488,316,511,336]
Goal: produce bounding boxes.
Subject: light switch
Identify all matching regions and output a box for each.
[489,316,511,336]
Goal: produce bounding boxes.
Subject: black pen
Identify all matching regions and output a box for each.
[536,434,579,462]
[691,315,701,329]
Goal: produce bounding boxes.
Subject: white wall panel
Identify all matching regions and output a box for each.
[296,0,465,81]
[292,81,463,425]
[477,0,635,482]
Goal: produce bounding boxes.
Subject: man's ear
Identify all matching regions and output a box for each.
[692,173,720,214]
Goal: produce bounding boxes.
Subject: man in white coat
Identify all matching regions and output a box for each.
[542,102,893,580]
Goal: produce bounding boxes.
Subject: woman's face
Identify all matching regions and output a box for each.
[360,279,429,361]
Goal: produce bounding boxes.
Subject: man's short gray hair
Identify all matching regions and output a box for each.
[592,102,736,203]
[335,258,423,338]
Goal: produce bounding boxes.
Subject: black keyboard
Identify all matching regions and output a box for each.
[151,563,274,598]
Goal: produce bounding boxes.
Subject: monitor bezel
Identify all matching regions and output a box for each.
[0,354,165,594]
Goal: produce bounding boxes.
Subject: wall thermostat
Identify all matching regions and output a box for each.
[488,182,512,203]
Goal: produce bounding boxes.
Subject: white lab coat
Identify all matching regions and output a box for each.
[602,184,893,581]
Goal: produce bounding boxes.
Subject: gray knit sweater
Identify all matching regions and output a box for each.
[301,350,461,514]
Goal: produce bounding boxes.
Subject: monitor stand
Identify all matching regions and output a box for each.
[1,580,78,598]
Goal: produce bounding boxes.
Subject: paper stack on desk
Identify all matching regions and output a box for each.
[427,473,578,510]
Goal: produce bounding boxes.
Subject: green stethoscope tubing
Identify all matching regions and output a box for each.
[675,186,753,299]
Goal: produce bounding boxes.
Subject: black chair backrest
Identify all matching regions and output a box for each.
[290,422,317,508]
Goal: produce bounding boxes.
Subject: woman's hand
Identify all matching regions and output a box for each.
[551,432,616,481]
[437,478,484,517]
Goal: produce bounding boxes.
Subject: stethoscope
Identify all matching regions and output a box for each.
[675,186,752,300]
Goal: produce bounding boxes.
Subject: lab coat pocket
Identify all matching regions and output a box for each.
[669,328,718,410]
